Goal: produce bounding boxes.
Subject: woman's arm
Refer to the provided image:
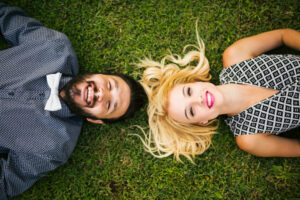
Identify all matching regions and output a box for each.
[223,29,300,68]
[236,134,300,157]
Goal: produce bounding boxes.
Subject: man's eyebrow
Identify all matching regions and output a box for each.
[113,78,118,89]
[110,78,119,114]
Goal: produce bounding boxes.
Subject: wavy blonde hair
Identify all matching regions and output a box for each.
[137,25,219,162]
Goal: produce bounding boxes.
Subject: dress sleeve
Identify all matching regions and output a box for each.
[0,2,68,46]
[0,151,65,199]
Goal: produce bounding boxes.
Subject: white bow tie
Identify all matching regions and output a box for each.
[44,72,62,111]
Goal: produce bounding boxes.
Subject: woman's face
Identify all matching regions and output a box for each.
[167,82,223,125]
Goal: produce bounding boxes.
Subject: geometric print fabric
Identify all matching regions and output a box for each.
[219,54,300,136]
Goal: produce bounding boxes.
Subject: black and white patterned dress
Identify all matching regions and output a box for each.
[219,54,300,136]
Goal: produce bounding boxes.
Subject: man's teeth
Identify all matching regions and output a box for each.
[207,92,211,108]
[87,86,92,104]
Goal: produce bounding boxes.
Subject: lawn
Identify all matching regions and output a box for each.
[2,0,299,199]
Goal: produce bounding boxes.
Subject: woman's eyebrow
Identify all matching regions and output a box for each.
[184,108,189,119]
[182,86,189,119]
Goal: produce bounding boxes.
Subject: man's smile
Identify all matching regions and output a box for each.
[83,82,96,107]
[86,83,93,105]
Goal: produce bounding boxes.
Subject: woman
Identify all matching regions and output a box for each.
[139,28,300,161]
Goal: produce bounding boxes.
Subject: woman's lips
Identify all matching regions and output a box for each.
[206,91,215,109]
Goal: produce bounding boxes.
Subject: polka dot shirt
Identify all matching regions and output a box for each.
[0,3,82,199]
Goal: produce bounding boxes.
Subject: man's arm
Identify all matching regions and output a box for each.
[223,29,300,68]
[0,2,68,46]
[0,151,65,199]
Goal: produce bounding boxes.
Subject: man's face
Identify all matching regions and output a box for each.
[61,74,130,121]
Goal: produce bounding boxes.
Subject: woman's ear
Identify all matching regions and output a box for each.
[86,118,104,124]
[198,120,208,125]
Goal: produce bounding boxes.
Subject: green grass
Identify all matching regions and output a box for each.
[2,0,299,199]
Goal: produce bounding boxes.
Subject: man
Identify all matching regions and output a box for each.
[0,2,146,199]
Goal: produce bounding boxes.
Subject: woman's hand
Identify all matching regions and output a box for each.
[223,29,300,68]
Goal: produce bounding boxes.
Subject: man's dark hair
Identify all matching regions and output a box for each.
[62,73,147,123]
[101,73,147,123]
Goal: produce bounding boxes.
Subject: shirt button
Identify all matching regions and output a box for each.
[39,93,45,97]
[8,92,14,96]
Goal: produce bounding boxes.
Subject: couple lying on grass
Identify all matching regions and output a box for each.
[6,1,298,198]
[138,26,300,161]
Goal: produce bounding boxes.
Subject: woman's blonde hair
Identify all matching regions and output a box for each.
[137,25,218,162]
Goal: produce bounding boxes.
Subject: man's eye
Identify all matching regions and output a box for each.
[190,107,194,117]
[107,81,111,90]
[106,101,111,110]
[187,87,192,96]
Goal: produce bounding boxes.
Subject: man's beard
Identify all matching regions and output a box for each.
[61,74,96,119]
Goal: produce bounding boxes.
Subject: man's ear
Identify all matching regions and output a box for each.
[86,118,104,124]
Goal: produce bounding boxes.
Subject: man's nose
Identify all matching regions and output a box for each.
[95,88,105,102]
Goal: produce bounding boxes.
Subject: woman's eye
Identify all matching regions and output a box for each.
[106,101,111,110]
[190,107,194,117]
[187,87,191,96]
[107,81,111,90]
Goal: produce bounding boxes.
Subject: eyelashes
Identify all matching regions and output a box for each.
[106,101,111,110]
[187,87,191,96]
[107,81,111,90]
[190,107,194,117]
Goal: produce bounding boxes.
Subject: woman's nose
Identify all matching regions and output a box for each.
[192,92,204,104]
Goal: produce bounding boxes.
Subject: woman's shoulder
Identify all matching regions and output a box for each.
[222,44,258,68]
